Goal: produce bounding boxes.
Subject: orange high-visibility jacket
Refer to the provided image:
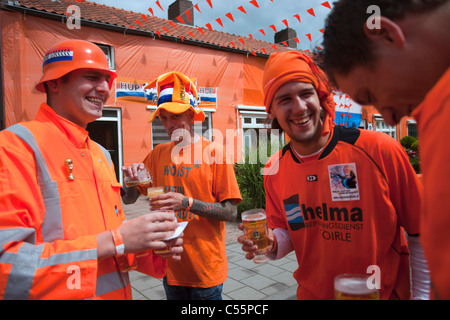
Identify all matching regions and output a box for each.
[0,103,165,300]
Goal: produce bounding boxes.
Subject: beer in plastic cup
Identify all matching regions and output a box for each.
[242,208,269,264]
[148,186,165,209]
[124,167,152,187]
[334,273,379,300]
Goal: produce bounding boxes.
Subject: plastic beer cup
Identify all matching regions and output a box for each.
[148,186,165,209]
[124,167,152,187]
[242,208,269,264]
[147,186,173,255]
[334,273,379,300]
[153,209,176,254]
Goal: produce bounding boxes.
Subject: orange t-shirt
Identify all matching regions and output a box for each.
[264,126,422,300]
[412,67,450,299]
[139,138,241,287]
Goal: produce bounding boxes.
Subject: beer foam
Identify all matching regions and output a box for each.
[334,276,375,295]
[242,212,266,221]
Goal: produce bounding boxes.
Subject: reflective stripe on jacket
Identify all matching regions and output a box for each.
[0,104,130,299]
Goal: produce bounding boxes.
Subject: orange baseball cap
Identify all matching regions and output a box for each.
[144,71,205,123]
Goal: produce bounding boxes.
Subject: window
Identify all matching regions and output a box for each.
[239,110,283,164]
[374,115,397,139]
[94,43,115,71]
[407,120,418,139]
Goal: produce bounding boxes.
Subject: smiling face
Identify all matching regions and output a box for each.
[48,68,111,128]
[268,81,329,155]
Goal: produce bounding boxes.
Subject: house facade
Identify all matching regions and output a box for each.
[0,0,416,183]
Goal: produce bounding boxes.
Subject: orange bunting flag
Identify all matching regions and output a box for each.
[248,34,254,40]
[306,33,312,41]
[251,51,257,56]
[271,44,278,50]
[230,41,236,48]
[281,41,288,47]
[249,0,259,8]
[162,26,170,34]
[269,25,277,32]
[169,21,177,29]
[259,29,266,36]
[293,13,301,23]
[321,1,332,9]
[316,46,322,50]
[135,19,143,26]
[282,19,288,28]
[148,7,154,17]
[307,8,315,17]
[185,10,192,22]
[293,37,299,44]
[128,25,134,29]
[226,12,234,22]
[141,14,149,24]
[176,16,186,24]
[194,4,201,13]
[237,5,247,14]
[155,30,161,38]
[261,48,267,53]
[319,28,324,33]
[238,38,245,45]
[180,35,184,42]
[197,27,204,35]
[206,0,213,8]
[205,23,213,31]
[188,31,196,38]
[155,0,164,12]
[216,17,224,27]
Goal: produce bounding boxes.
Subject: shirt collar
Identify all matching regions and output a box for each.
[35,103,90,149]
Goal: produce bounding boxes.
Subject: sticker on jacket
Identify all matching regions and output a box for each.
[283,194,305,231]
[328,163,360,201]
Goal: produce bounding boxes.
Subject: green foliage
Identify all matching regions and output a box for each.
[400,136,420,173]
[400,136,417,150]
[234,158,266,218]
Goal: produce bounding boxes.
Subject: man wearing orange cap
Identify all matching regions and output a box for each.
[0,39,180,299]
[319,0,450,299]
[122,71,241,300]
[238,51,429,300]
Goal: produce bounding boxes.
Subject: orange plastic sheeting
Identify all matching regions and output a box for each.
[1,11,267,166]
[243,57,266,106]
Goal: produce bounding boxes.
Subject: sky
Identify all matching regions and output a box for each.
[89,0,332,51]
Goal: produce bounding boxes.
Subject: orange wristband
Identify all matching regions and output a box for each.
[187,197,193,211]
[111,228,125,256]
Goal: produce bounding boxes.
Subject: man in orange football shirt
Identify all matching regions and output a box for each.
[319,0,450,299]
[238,51,430,300]
[122,71,241,300]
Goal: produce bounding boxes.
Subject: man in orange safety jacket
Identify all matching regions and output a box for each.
[0,39,182,299]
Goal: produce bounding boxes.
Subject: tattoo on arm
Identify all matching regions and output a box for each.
[184,197,238,222]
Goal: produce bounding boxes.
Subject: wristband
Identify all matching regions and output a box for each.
[111,228,125,256]
[184,197,193,211]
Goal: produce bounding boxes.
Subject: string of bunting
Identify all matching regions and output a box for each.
[128,0,332,56]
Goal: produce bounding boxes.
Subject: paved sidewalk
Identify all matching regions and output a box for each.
[123,197,298,300]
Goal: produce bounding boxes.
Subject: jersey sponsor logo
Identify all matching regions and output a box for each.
[328,163,360,201]
[306,175,318,182]
[283,194,305,230]
[283,194,363,240]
